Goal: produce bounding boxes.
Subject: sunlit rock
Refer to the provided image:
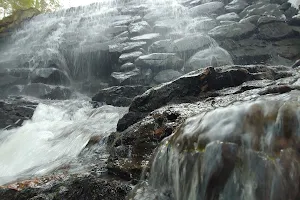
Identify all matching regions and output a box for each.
[240,3,285,19]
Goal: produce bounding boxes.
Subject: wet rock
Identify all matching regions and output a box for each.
[105,25,128,36]
[284,6,298,19]
[0,175,131,200]
[130,33,161,44]
[111,68,141,85]
[119,51,143,63]
[239,15,260,25]
[257,15,285,25]
[30,68,71,86]
[120,63,136,72]
[109,41,147,54]
[190,2,225,17]
[288,14,300,26]
[172,34,217,59]
[135,53,184,72]
[208,22,256,39]
[128,21,152,36]
[148,39,174,53]
[92,85,150,107]
[279,2,292,11]
[216,12,240,22]
[18,83,72,100]
[258,22,294,40]
[225,0,249,13]
[186,17,218,33]
[184,47,233,73]
[153,70,183,84]
[0,98,37,129]
[239,3,285,19]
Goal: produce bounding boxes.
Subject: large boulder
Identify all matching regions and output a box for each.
[184,47,233,72]
[216,12,241,22]
[225,0,249,13]
[92,85,150,107]
[128,21,152,36]
[153,69,183,84]
[186,17,218,33]
[111,68,142,85]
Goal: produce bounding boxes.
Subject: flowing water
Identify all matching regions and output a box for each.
[0,97,127,185]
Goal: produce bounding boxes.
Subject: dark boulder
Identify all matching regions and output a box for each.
[0,98,37,129]
[92,85,150,107]
[208,22,256,39]
[30,68,71,86]
[258,22,294,40]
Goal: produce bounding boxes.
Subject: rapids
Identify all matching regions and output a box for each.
[0,98,127,185]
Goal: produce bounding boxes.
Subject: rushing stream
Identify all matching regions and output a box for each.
[1,0,300,198]
[0,98,127,185]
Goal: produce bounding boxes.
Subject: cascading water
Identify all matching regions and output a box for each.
[0,98,127,185]
[129,92,300,200]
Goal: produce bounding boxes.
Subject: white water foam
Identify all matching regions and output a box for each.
[0,99,127,185]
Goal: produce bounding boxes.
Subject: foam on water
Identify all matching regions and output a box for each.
[0,99,127,185]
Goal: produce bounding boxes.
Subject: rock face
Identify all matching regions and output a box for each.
[208,22,256,39]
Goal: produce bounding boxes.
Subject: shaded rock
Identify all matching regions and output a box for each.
[119,51,143,63]
[216,12,240,22]
[186,17,218,33]
[111,68,141,85]
[92,85,150,107]
[120,63,136,72]
[128,21,152,36]
[189,2,225,17]
[279,2,292,11]
[258,22,294,40]
[153,70,183,84]
[30,68,71,86]
[208,22,256,39]
[184,47,233,72]
[105,25,128,36]
[219,20,237,25]
[273,38,300,59]
[135,53,184,72]
[0,98,37,129]
[288,14,300,26]
[225,0,249,13]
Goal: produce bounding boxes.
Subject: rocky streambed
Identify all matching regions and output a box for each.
[1,0,300,199]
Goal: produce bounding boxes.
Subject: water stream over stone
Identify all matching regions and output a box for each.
[0,0,300,198]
